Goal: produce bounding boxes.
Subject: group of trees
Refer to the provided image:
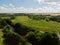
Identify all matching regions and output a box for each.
[14,23,35,36]
[49,16,60,22]
[28,15,60,22]
[3,24,59,45]
[27,31,59,45]
[2,25,32,45]
[0,15,15,28]
[0,19,7,28]
[28,15,46,20]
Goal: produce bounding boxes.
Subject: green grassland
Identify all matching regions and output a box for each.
[12,16,60,33]
[49,21,60,32]
[0,29,3,45]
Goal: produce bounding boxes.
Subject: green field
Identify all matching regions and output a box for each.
[0,29,3,45]
[12,16,60,33]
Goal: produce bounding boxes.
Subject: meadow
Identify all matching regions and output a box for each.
[0,29,3,45]
[12,16,60,33]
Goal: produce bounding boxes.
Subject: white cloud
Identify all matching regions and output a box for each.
[2,4,8,7]
[0,6,60,13]
[35,0,44,3]
[37,0,43,3]
[46,2,57,5]
[35,0,60,6]
[36,0,60,2]
[44,0,60,2]
[0,3,60,13]
[9,4,15,7]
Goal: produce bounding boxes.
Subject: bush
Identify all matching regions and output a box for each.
[49,16,60,22]
[3,32,22,45]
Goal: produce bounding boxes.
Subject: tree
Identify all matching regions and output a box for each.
[14,23,29,36]
[4,19,14,26]
[39,32,59,45]
[26,32,38,45]
[0,19,7,28]
[3,32,22,45]
[26,31,59,45]
[26,31,43,45]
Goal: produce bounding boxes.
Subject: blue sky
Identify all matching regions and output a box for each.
[0,0,60,13]
[0,0,43,8]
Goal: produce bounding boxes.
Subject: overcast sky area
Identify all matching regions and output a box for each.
[0,0,60,13]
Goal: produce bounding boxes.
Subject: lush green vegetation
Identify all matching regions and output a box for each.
[0,29,3,45]
[0,14,60,45]
[12,16,60,33]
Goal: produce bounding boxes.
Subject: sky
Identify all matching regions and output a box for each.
[0,0,60,13]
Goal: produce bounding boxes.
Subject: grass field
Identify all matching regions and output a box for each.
[49,21,60,33]
[12,16,60,33]
[0,29,3,45]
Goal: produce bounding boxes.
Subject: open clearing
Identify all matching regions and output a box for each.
[12,16,60,33]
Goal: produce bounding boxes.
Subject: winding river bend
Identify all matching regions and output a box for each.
[7,24,15,32]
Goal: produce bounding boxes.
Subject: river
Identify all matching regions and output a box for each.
[7,24,15,32]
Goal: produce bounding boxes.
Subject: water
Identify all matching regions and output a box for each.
[7,24,15,32]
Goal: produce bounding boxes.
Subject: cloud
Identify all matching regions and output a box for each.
[35,0,60,5]
[35,0,60,10]
[0,0,60,13]
[0,6,60,13]
[36,0,60,2]
[2,4,8,7]
[9,4,15,7]
[44,0,60,2]
[37,0,43,3]
[35,0,44,3]
[2,4,15,8]
[0,3,60,13]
